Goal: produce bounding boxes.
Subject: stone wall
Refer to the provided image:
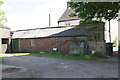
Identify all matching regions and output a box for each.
[88,41,106,54]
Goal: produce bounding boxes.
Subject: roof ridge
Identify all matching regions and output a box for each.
[13,26,73,32]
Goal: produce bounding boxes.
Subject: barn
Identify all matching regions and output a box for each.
[12,23,106,54]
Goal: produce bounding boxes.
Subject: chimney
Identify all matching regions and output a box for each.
[67,2,70,9]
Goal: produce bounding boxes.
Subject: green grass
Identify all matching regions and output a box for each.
[0,52,115,63]
[0,58,2,64]
[0,52,95,62]
[29,52,95,61]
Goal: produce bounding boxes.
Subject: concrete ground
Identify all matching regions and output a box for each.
[2,55,118,78]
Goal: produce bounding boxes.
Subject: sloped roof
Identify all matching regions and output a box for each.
[12,23,104,39]
[58,8,79,22]
[12,27,84,39]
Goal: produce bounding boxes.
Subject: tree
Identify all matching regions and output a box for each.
[68,2,120,42]
[0,0,7,26]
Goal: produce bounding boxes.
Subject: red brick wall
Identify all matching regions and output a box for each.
[19,37,86,53]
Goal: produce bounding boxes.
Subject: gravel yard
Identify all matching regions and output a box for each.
[2,55,118,78]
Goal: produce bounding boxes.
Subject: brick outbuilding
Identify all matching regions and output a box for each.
[12,23,106,54]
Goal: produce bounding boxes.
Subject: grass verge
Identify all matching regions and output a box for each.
[0,52,116,63]
[29,52,95,61]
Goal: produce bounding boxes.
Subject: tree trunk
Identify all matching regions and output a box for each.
[109,20,111,43]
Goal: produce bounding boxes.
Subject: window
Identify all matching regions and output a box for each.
[2,38,9,44]
[30,40,35,46]
[65,22,70,25]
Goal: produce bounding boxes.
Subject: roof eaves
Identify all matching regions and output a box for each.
[12,35,87,39]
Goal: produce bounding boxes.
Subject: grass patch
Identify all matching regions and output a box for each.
[29,52,95,61]
[0,58,2,64]
[0,52,115,63]
[28,52,115,63]
[91,52,106,58]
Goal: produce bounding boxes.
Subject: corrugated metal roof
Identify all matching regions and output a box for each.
[12,23,104,39]
[58,8,79,22]
[12,27,81,39]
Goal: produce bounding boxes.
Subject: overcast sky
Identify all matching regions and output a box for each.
[2,0,69,30]
[1,0,118,42]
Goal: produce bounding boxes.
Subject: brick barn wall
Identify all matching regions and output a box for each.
[19,37,86,53]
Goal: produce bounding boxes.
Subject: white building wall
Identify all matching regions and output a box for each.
[0,28,10,38]
[105,19,118,43]
[104,19,118,51]
[59,20,80,26]
[0,27,11,53]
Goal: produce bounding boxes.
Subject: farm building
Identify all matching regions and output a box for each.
[58,2,80,26]
[12,23,106,54]
[0,26,11,53]
[58,8,80,26]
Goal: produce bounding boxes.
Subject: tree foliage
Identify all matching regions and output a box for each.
[113,37,118,48]
[68,2,119,42]
[0,0,7,26]
[68,2,120,22]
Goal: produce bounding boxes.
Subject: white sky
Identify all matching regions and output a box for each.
[1,0,119,42]
[2,0,69,30]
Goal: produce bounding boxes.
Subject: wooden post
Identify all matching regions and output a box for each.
[49,14,51,27]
